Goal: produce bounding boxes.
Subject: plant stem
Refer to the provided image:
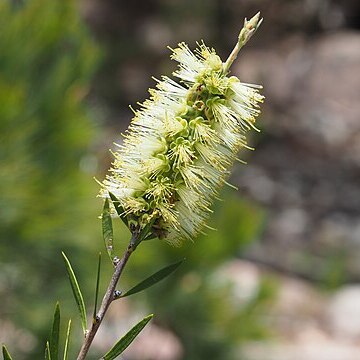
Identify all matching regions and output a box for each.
[223,12,263,74]
[76,233,138,360]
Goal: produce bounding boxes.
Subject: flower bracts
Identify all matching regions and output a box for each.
[102,15,264,244]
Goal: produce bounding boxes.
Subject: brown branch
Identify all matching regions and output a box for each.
[76,233,138,360]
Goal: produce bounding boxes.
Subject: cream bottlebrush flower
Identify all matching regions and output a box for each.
[101,13,264,244]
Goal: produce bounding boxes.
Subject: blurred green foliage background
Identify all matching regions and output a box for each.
[0,0,102,357]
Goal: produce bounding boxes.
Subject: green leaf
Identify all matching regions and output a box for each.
[93,252,101,320]
[50,302,60,360]
[45,341,51,360]
[2,345,13,360]
[63,319,72,360]
[62,252,87,334]
[102,314,153,360]
[121,259,184,298]
[109,192,128,226]
[102,199,115,262]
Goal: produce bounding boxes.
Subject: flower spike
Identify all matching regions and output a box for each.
[101,14,264,244]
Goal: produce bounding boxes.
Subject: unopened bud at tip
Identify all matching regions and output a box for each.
[247,12,262,31]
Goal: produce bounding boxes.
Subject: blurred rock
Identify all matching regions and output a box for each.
[242,341,360,360]
[125,323,183,360]
[0,320,37,356]
[94,300,183,360]
[234,31,360,282]
[231,262,360,360]
[213,260,261,306]
[236,32,360,156]
[326,286,360,340]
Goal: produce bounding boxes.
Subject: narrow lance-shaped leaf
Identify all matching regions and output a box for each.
[50,302,60,360]
[109,192,128,226]
[62,252,87,334]
[45,341,51,360]
[102,314,154,360]
[63,319,72,360]
[102,199,115,262]
[93,252,101,321]
[2,345,13,360]
[121,259,184,298]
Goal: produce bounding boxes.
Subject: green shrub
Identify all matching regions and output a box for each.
[0,0,101,357]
